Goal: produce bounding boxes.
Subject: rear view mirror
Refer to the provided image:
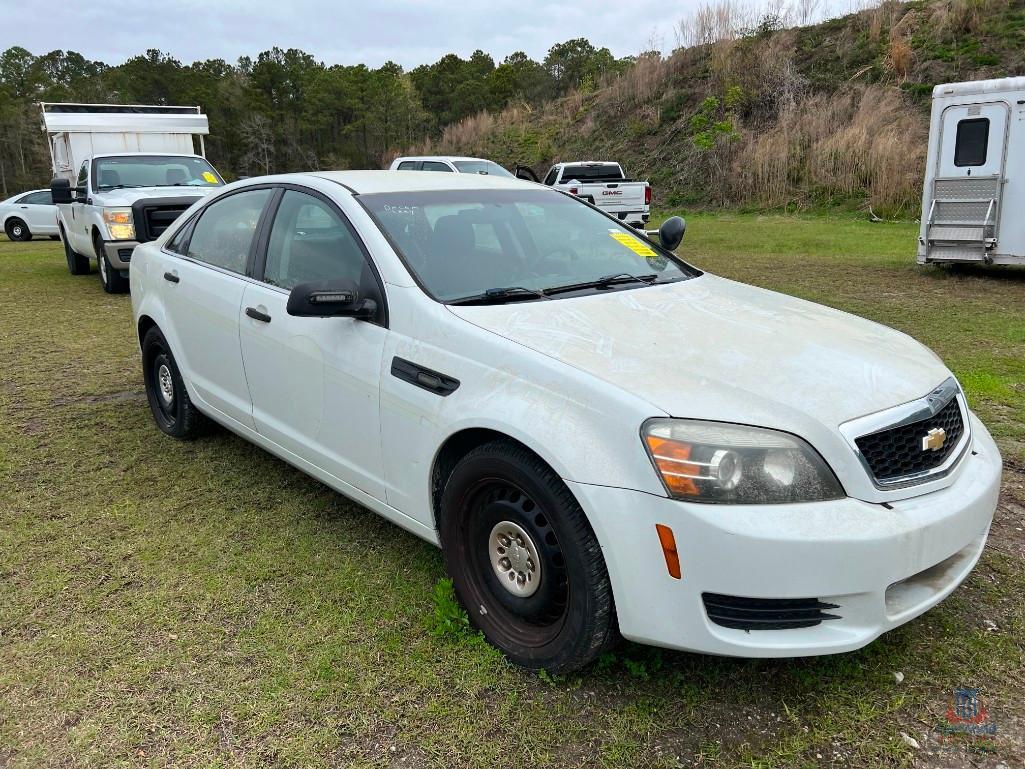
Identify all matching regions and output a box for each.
[658,216,686,251]
[286,278,376,319]
[51,178,73,205]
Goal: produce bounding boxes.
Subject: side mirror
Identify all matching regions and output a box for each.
[51,178,73,205]
[514,165,539,183]
[658,216,686,251]
[286,278,376,319]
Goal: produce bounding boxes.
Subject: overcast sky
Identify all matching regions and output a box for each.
[0,0,844,70]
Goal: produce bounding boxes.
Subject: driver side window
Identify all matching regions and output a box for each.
[263,190,368,290]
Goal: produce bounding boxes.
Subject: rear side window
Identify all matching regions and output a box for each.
[263,190,367,290]
[186,189,271,274]
[421,161,453,172]
[954,118,989,167]
[23,191,53,205]
[397,161,419,170]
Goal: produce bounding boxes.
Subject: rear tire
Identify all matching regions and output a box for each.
[440,440,617,673]
[96,234,128,294]
[60,226,90,275]
[6,218,31,241]
[142,326,208,440]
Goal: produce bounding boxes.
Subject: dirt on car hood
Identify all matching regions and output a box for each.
[447,274,952,431]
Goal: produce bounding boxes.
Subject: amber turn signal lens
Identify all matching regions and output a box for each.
[644,435,700,497]
[655,523,681,580]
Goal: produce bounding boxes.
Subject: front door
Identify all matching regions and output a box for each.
[68,161,91,252]
[938,102,1008,178]
[239,187,389,501]
[162,187,274,429]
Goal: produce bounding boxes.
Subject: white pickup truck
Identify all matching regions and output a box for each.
[44,103,225,293]
[517,161,651,227]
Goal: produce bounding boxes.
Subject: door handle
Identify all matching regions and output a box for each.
[246,307,271,323]
[19,205,27,209]
[163,271,179,283]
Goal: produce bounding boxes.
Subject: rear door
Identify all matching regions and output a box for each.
[938,102,1008,178]
[238,186,390,501]
[161,187,274,429]
[20,191,57,233]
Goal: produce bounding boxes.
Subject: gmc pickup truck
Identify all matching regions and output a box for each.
[517,161,650,227]
[43,102,225,293]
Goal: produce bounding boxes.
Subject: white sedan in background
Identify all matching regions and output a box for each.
[0,189,59,241]
[389,155,513,176]
[130,171,1000,673]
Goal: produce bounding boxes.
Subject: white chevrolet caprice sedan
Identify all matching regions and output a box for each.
[130,171,1001,673]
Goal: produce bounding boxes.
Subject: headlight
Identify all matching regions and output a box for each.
[102,208,135,240]
[642,419,844,504]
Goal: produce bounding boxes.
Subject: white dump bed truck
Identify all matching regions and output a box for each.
[43,103,225,292]
[918,77,1025,267]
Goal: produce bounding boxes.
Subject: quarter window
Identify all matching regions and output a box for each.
[263,190,367,290]
[954,118,989,167]
[186,189,271,274]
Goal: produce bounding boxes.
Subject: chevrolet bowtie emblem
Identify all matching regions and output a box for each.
[921,427,947,452]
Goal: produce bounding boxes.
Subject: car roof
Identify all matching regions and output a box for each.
[394,156,496,163]
[307,170,538,194]
[91,152,205,159]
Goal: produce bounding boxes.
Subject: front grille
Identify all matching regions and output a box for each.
[143,205,191,240]
[855,397,964,483]
[131,196,202,242]
[703,593,841,630]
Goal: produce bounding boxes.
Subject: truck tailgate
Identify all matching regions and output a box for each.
[584,182,646,212]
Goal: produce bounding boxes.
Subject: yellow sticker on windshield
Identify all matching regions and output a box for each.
[609,230,656,257]
[202,171,218,183]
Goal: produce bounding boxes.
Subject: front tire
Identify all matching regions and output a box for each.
[6,218,31,241]
[96,235,128,294]
[60,226,90,275]
[142,327,208,439]
[440,440,617,673]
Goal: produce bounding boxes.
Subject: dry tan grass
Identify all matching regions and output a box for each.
[733,85,925,212]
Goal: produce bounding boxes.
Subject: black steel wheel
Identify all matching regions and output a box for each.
[141,326,207,439]
[5,218,31,241]
[440,440,617,673]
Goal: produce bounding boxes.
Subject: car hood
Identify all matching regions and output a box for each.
[447,274,951,431]
[92,186,219,206]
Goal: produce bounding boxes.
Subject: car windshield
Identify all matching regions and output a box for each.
[94,156,223,189]
[452,160,514,177]
[361,189,698,302]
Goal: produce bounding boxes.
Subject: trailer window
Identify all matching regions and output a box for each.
[954,118,989,167]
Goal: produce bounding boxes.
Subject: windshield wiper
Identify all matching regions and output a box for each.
[95,184,145,190]
[448,286,551,305]
[544,272,657,296]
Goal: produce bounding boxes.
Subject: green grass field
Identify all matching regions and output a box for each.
[1,216,1022,768]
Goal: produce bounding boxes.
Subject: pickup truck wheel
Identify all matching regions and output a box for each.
[440,440,617,673]
[96,235,128,294]
[6,218,31,241]
[142,327,207,439]
[60,226,90,275]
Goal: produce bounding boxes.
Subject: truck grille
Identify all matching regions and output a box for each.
[131,196,202,242]
[703,593,841,630]
[854,396,964,483]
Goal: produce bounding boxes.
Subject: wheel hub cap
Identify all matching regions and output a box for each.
[99,255,107,280]
[489,521,541,597]
[157,364,174,406]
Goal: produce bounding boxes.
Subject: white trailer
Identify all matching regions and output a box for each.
[918,77,1025,267]
[42,103,224,293]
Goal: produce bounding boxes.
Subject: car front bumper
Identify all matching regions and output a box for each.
[568,412,1001,657]
[97,240,140,270]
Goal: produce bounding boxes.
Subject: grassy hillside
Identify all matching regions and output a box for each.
[404,0,1025,216]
